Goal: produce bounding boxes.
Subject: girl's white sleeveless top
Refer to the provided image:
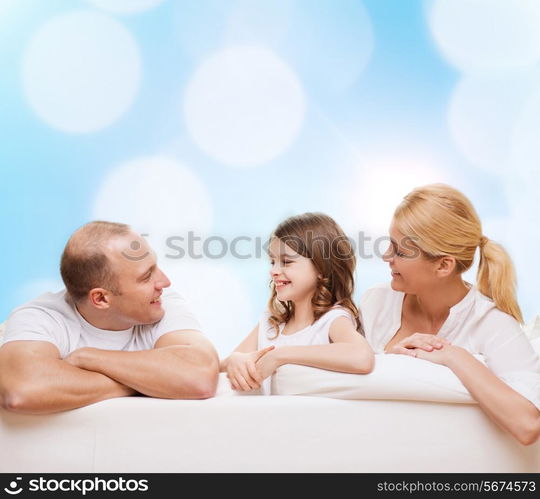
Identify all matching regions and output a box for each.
[257,306,357,394]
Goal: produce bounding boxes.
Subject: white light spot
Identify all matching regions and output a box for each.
[92,157,213,256]
[448,69,540,174]
[346,157,455,239]
[162,261,255,356]
[183,45,306,168]
[84,0,165,15]
[22,11,141,133]
[428,0,540,71]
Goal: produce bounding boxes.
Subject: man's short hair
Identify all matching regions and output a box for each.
[60,221,131,302]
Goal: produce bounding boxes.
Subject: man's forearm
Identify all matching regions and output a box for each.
[1,360,135,415]
[70,345,217,399]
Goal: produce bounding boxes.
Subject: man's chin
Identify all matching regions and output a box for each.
[151,308,166,323]
[139,307,165,325]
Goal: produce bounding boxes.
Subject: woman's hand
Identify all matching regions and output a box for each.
[255,349,282,381]
[225,346,275,391]
[386,332,451,357]
[414,343,464,366]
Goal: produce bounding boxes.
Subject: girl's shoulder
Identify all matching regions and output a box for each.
[317,305,357,328]
[259,305,355,330]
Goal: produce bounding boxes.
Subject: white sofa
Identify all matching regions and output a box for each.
[1,326,539,473]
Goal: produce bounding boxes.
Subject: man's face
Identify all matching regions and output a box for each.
[105,232,171,327]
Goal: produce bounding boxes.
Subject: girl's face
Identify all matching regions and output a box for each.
[268,237,320,304]
[383,224,441,294]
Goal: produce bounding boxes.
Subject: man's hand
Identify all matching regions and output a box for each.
[61,331,219,399]
[226,346,275,391]
[64,347,98,369]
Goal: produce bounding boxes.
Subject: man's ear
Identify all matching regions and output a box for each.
[435,256,457,277]
[88,288,112,309]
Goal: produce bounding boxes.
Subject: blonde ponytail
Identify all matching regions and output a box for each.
[477,237,523,324]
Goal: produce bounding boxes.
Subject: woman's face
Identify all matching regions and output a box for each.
[382,224,441,294]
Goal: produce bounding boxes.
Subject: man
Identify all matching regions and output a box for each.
[0,221,219,414]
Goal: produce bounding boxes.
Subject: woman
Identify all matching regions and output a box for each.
[360,184,540,445]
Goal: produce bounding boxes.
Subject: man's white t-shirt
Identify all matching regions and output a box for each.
[2,288,202,358]
[360,282,540,410]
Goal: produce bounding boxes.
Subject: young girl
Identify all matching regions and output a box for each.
[220,212,374,394]
[360,183,540,445]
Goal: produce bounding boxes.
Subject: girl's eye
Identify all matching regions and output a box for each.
[283,260,293,265]
[269,260,274,265]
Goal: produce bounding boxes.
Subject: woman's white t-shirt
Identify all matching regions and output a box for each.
[360,282,540,410]
[257,306,357,394]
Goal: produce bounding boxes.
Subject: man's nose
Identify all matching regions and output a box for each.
[156,269,171,289]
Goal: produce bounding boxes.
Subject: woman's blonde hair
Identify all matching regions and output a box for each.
[393,183,523,323]
[267,212,362,336]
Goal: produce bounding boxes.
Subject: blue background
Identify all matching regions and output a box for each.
[1,0,539,354]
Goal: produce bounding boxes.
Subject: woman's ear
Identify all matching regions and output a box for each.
[436,256,457,277]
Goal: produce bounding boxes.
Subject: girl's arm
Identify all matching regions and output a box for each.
[219,325,259,372]
[219,325,274,391]
[416,345,540,445]
[255,317,375,379]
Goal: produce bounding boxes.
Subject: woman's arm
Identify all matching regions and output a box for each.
[416,345,540,445]
[255,317,375,380]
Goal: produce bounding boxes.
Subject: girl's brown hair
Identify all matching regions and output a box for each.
[267,212,362,336]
